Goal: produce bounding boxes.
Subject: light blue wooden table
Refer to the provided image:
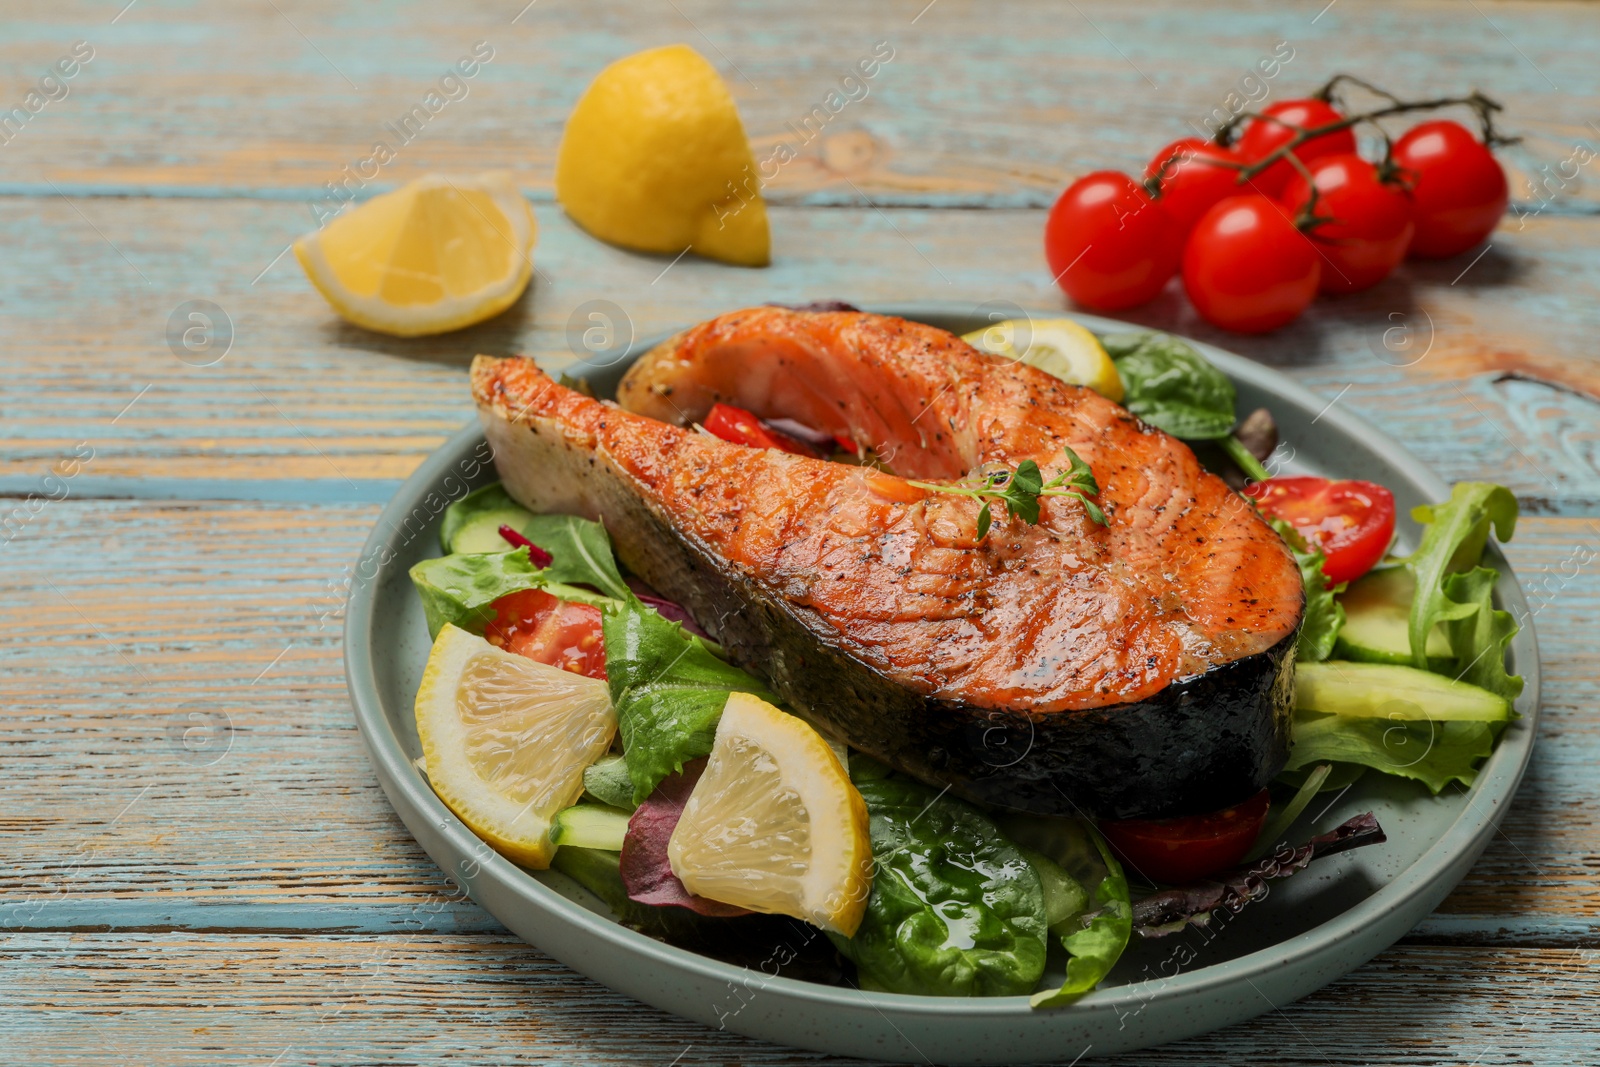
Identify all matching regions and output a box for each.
[2,1,1596,1063]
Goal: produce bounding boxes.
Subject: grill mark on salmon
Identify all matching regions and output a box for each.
[472,308,1303,818]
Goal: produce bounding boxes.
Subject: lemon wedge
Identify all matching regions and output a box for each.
[963,317,1124,403]
[414,624,615,868]
[556,44,769,267]
[295,170,536,337]
[668,692,872,935]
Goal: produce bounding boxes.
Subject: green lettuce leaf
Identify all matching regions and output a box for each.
[602,597,776,804]
[1269,519,1344,662]
[408,548,613,639]
[1398,482,1518,673]
[1002,818,1132,1008]
[831,775,1049,997]
[1282,710,1496,794]
[1100,331,1237,440]
[1441,566,1525,702]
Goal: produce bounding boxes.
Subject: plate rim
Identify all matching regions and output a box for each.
[343,305,1540,1032]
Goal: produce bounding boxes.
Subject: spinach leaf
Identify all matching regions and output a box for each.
[1001,817,1132,1006]
[408,548,613,639]
[1269,519,1345,662]
[1398,482,1519,675]
[830,776,1049,998]
[1100,331,1237,440]
[439,483,631,600]
[603,596,776,804]
[1282,710,1496,794]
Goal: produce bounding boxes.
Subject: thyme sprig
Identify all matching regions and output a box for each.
[907,446,1108,539]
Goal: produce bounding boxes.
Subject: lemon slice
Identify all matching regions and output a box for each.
[963,317,1124,403]
[556,44,769,267]
[667,693,872,935]
[414,624,615,868]
[295,170,536,337]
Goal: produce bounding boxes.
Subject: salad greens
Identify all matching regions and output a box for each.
[1002,817,1132,1007]
[602,595,776,804]
[409,547,613,638]
[832,775,1049,997]
[1396,482,1521,696]
[1269,518,1344,662]
[439,483,632,600]
[1099,331,1237,441]
[1284,713,1497,794]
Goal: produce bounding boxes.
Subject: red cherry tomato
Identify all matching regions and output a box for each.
[1244,476,1397,584]
[1144,137,1247,237]
[1235,99,1358,197]
[1392,120,1508,259]
[1044,171,1181,311]
[1280,153,1415,295]
[702,403,820,457]
[1182,194,1320,333]
[484,588,607,679]
[1100,789,1270,884]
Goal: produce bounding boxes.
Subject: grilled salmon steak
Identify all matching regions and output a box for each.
[472,307,1303,818]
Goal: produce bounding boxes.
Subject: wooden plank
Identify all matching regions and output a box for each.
[2,197,1598,510]
[2,501,1595,937]
[0,934,1594,1065]
[0,0,1593,214]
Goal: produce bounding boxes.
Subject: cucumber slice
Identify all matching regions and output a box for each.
[1334,567,1453,671]
[582,754,637,811]
[440,483,539,554]
[549,803,632,850]
[1295,661,1510,722]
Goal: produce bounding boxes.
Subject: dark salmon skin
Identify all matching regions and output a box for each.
[473,308,1303,818]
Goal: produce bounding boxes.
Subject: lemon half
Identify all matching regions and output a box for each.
[414,624,615,868]
[668,693,872,935]
[556,44,769,267]
[963,317,1124,403]
[295,170,536,337]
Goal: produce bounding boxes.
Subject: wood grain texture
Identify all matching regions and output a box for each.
[0,0,1594,214]
[3,501,1595,937]
[5,0,1598,1060]
[2,197,1598,511]
[0,934,1595,1066]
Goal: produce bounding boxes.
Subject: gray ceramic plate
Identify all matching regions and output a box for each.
[344,305,1538,1063]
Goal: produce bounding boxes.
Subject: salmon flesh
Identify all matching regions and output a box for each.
[472,308,1303,818]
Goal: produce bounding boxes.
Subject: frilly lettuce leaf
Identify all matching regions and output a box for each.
[408,548,613,639]
[602,596,775,804]
[1269,518,1345,662]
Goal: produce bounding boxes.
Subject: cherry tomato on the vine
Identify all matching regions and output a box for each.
[1235,99,1358,197]
[1044,171,1181,311]
[1143,137,1247,237]
[1281,153,1415,295]
[1100,788,1270,884]
[1182,194,1320,333]
[1392,120,1508,259]
[1244,476,1397,584]
[485,588,608,679]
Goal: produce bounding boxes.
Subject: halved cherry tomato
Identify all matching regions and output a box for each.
[1245,476,1396,584]
[703,403,821,457]
[1101,788,1270,884]
[484,588,607,679]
